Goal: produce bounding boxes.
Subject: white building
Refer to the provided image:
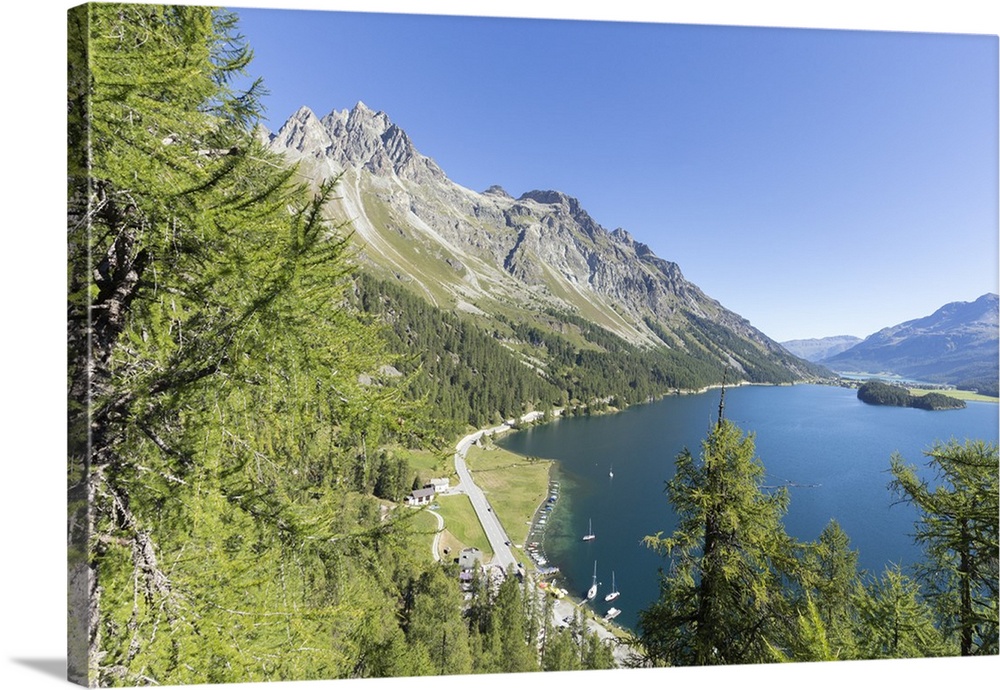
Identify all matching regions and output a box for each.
[428,477,450,493]
[405,487,436,506]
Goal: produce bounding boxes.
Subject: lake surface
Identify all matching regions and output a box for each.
[498,383,999,632]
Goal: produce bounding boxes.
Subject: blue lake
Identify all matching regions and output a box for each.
[498,383,999,632]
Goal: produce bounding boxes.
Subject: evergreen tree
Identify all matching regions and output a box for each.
[797,519,861,658]
[771,596,839,663]
[541,627,583,671]
[889,440,999,655]
[581,629,617,669]
[489,575,540,673]
[68,5,418,685]
[405,566,474,675]
[638,415,798,666]
[855,565,950,659]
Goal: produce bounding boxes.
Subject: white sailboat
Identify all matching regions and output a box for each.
[582,518,595,541]
[586,560,598,600]
[609,465,614,479]
[604,571,620,602]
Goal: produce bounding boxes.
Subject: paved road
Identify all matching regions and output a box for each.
[451,410,635,664]
[452,411,546,570]
[428,509,444,561]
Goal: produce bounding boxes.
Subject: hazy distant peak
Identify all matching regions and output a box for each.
[818,294,999,386]
[781,335,862,362]
[888,293,1000,333]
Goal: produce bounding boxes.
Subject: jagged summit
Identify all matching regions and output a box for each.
[291,104,317,119]
[611,227,634,243]
[269,105,332,157]
[271,102,445,182]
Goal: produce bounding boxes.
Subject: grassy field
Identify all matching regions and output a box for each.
[908,388,999,403]
[464,441,552,548]
[433,493,493,559]
[404,508,444,565]
[391,445,457,485]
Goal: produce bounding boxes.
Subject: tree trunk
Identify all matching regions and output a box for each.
[959,518,973,656]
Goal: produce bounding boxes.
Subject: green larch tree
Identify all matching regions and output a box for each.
[796,519,862,658]
[889,439,999,656]
[404,566,474,675]
[638,413,799,666]
[68,4,417,685]
[855,564,950,659]
[771,596,839,663]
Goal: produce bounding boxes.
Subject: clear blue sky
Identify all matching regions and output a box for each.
[229,1,998,342]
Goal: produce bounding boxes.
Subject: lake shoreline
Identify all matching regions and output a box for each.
[496,382,1000,633]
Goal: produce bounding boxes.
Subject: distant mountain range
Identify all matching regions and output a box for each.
[817,294,999,394]
[781,336,863,362]
[263,102,823,388]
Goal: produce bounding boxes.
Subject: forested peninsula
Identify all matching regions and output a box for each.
[857,380,967,410]
[67,5,998,687]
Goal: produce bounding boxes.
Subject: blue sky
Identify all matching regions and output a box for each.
[230,2,999,342]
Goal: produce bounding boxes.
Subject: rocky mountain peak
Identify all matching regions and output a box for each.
[519,189,578,212]
[271,102,444,183]
[483,185,513,198]
[344,100,392,136]
[611,227,634,244]
[269,105,333,157]
[517,189,603,240]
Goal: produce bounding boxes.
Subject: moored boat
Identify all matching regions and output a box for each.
[586,560,598,600]
[604,571,619,602]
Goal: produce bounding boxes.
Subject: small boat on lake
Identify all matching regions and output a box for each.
[604,571,619,602]
[582,518,595,541]
[604,607,621,621]
[586,561,598,600]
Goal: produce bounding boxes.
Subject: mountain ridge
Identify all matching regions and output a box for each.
[265,101,824,385]
[820,293,999,392]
